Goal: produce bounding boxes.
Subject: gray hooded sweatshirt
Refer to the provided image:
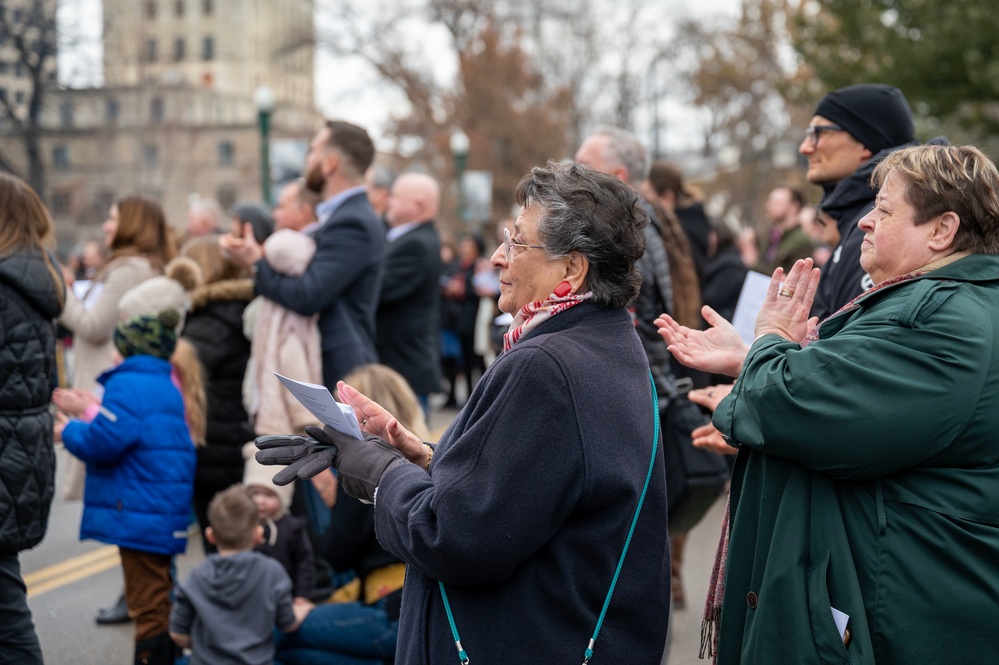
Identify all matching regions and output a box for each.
[170,550,295,665]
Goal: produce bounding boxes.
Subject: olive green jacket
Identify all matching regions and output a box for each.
[714,254,999,664]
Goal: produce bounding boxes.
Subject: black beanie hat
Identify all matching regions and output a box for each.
[114,309,180,360]
[814,84,915,154]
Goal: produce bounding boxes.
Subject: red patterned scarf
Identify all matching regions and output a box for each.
[503,291,593,351]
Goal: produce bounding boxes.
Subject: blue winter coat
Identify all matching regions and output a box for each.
[62,355,196,555]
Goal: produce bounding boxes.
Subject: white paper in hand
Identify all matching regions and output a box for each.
[731,271,772,344]
[274,373,363,439]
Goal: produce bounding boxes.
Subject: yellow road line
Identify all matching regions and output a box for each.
[25,546,121,599]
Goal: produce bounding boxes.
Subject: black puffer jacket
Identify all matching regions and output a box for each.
[182,279,255,480]
[0,249,63,554]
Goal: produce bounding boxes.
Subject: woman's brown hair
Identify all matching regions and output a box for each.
[0,173,66,308]
[108,196,177,270]
[180,234,245,285]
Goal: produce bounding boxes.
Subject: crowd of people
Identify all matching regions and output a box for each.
[1,80,998,665]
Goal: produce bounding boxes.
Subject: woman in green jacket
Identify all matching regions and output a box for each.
[659,144,999,664]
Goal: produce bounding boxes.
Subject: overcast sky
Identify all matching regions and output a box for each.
[59,0,741,154]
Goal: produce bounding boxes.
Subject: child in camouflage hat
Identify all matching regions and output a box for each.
[56,308,197,665]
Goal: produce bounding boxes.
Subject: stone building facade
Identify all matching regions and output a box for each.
[3,0,318,248]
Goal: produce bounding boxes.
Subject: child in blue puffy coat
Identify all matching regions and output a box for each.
[56,308,196,665]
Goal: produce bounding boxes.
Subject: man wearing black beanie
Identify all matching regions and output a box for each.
[800,84,916,318]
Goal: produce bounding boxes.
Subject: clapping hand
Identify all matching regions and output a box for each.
[52,387,99,418]
[337,381,428,467]
[219,222,264,268]
[754,259,821,342]
[655,306,750,378]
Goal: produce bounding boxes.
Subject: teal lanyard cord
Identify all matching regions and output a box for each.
[439,370,660,665]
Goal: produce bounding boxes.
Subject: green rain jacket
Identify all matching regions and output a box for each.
[713,253,999,664]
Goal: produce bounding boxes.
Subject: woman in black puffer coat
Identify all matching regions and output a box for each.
[0,174,65,664]
[180,235,257,554]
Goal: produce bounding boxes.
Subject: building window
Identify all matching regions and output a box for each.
[0,89,6,104]
[202,36,214,61]
[217,140,234,166]
[173,37,185,61]
[142,144,159,167]
[14,61,23,77]
[95,190,115,216]
[59,101,74,128]
[175,0,184,17]
[106,98,120,121]
[144,38,157,62]
[145,1,157,19]
[0,62,7,74]
[203,0,213,15]
[15,90,24,104]
[51,191,72,215]
[216,185,236,210]
[151,97,164,123]
[52,145,69,170]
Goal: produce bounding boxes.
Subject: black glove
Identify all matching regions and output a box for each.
[304,425,408,504]
[255,433,337,486]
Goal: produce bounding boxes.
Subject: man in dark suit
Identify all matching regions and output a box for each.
[221,120,387,389]
[376,172,443,411]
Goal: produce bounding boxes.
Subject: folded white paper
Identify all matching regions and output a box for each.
[274,373,363,439]
[830,606,849,641]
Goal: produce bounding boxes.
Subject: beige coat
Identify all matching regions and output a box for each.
[247,296,323,436]
[58,254,157,498]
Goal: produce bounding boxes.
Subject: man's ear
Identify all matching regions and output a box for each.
[254,524,265,545]
[928,211,960,252]
[205,526,216,546]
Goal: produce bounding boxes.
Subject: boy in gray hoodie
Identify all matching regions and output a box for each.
[169,485,308,665]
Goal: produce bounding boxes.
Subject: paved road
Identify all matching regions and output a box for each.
[23,410,726,665]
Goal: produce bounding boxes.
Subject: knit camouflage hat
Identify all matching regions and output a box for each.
[114,309,180,360]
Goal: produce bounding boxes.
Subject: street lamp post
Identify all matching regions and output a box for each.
[449,129,470,226]
[253,85,276,204]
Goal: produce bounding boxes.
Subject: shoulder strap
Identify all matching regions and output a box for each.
[439,370,661,664]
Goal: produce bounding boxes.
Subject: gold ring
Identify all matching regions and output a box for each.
[778,287,794,298]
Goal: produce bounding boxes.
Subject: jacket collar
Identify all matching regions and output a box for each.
[97,355,172,385]
[515,300,625,345]
[818,254,999,336]
[854,253,999,308]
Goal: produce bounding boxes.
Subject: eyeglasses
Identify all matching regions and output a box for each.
[804,123,844,148]
[503,227,544,261]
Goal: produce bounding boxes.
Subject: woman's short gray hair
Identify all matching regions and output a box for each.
[515,160,647,308]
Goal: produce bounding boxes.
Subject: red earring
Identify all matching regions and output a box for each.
[554,281,573,297]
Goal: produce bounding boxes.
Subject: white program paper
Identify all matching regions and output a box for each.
[830,606,849,641]
[274,373,363,439]
[731,271,772,344]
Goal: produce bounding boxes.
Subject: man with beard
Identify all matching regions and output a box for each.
[222,120,387,388]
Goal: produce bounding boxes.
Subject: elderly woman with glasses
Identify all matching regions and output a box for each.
[659,144,999,664]
[257,160,670,664]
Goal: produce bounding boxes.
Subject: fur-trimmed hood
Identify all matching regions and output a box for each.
[190,278,255,311]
